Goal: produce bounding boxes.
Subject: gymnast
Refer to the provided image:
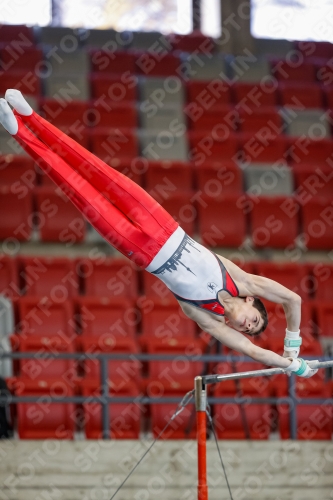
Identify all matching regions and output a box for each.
[0,90,318,379]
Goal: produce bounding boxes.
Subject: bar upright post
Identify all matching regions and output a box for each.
[195,376,208,500]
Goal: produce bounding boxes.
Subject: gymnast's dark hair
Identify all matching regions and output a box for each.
[250,297,268,336]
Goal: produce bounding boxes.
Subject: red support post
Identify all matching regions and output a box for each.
[195,376,208,500]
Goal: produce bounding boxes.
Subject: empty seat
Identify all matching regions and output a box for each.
[16,380,75,439]
[140,104,185,131]
[17,296,75,349]
[83,345,141,382]
[324,85,333,108]
[295,41,333,60]
[0,186,33,241]
[168,32,215,53]
[311,264,333,301]
[271,60,316,81]
[196,160,243,195]
[278,82,323,109]
[40,99,89,127]
[145,161,193,193]
[91,128,139,160]
[82,381,141,439]
[315,301,333,337]
[0,258,19,298]
[139,298,197,347]
[293,163,333,199]
[0,156,37,187]
[44,75,90,100]
[276,379,332,439]
[188,131,238,165]
[0,24,34,43]
[283,108,330,138]
[180,54,226,81]
[186,104,236,132]
[91,102,138,129]
[18,256,79,297]
[230,58,271,83]
[75,296,137,342]
[140,130,188,161]
[301,196,333,250]
[287,137,333,164]
[136,52,180,76]
[253,262,311,300]
[0,46,42,73]
[198,194,246,247]
[90,73,138,102]
[19,344,76,381]
[142,272,173,299]
[239,133,287,163]
[187,80,231,106]
[90,49,137,74]
[78,258,138,298]
[155,193,196,237]
[34,186,86,243]
[0,71,41,97]
[239,107,283,134]
[244,163,293,195]
[139,77,185,107]
[233,82,277,107]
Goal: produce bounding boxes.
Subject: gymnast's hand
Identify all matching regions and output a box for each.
[284,358,319,378]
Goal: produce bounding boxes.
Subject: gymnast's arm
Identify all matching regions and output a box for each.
[178,301,292,369]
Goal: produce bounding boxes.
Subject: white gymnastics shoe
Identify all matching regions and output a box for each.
[0,98,18,135]
[5,89,32,116]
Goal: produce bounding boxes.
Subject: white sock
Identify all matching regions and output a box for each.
[5,89,32,116]
[0,99,18,135]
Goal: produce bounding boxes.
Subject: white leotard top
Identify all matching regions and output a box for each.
[145,227,239,316]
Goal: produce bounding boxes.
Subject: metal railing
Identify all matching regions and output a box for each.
[0,352,332,440]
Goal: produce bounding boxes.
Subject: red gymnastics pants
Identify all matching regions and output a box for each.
[13,111,178,268]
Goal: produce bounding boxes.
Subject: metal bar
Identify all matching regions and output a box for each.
[100,357,110,439]
[202,359,333,385]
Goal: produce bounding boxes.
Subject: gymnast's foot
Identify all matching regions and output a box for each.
[0,99,18,134]
[5,89,32,116]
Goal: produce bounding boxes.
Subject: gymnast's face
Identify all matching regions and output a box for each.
[225,296,263,335]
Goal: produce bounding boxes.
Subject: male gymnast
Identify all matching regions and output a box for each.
[0,90,318,379]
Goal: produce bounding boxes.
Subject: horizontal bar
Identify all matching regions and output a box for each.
[0,395,332,405]
[202,359,333,385]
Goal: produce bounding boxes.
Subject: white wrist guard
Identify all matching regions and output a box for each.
[283,329,302,356]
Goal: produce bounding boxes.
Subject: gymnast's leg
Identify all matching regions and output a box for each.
[0,98,170,268]
[5,89,178,246]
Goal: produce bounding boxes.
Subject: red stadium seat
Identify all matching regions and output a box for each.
[233,82,278,107]
[75,296,137,343]
[301,196,333,250]
[324,85,333,108]
[82,380,141,439]
[15,379,76,439]
[145,161,193,193]
[316,61,333,85]
[77,258,138,298]
[142,272,173,299]
[157,192,196,236]
[239,133,287,163]
[34,186,86,243]
[19,344,77,381]
[139,298,197,347]
[83,344,141,382]
[213,382,272,439]
[295,41,333,60]
[0,256,19,298]
[253,261,311,300]
[188,131,239,165]
[0,71,41,97]
[311,263,333,301]
[186,104,236,132]
[196,160,243,196]
[276,379,332,439]
[91,102,138,129]
[90,49,137,74]
[0,186,33,241]
[0,25,35,43]
[18,256,79,297]
[40,99,89,127]
[293,164,333,199]
[249,196,299,249]
[90,73,138,101]
[90,127,139,160]
[198,194,246,247]
[287,137,333,164]
[135,52,180,76]
[0,156,37,187]
[17,296,76,350]
[314,301,333,337]
[258,301,313,341]
[168,32,214,53]
[278,82,323,109]
[238,107,283,134]
[0,46,42,73]
[186,80,231,106]
[271,59,316,82]
[149,385,196,439]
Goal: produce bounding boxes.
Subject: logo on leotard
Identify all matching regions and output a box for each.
[207,282,217,293]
